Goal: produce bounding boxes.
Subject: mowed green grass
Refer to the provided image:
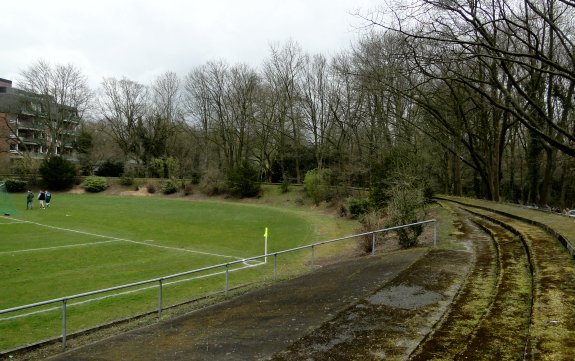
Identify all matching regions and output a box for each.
[0,192,336,350]
[1,193,318,308]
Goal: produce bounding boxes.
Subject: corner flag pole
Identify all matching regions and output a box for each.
[264,227,268,263]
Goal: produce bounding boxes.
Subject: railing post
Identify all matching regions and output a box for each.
[433,221,438,246]
[225,264,229,298]
[158,278,163,319]
[273,253,277,280]
[371,232,376,255]
[61,299,67,350]
[311,245,315,267]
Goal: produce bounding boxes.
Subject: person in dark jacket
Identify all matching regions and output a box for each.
[38,190,46,209]
[26,190,34,210]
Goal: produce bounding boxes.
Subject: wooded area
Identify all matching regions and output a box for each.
[6,0,575,208]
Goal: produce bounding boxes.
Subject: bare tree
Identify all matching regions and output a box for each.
[299,53,334,170]
[145,72,185,166]
[360,0,575,201]
[184,62,262,173]
[384,0,575,151]
[329,52,369,184]
[17,60,92,157]
[184,64,215,171]
[184,61,231,170]
[263,40,306,182]
[226,64,260,167]
[98,77,149,163]
[151,72,184,126]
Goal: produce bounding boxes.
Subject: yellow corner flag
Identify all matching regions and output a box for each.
[264,227,268,238]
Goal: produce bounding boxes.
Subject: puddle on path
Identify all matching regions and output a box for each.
[367,284,442,310]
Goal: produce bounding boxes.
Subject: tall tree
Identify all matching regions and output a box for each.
[360,0,575,201]
[226,64,260,167]
[145,72,184,162]
[368,0,575,156]
[263,40,306,182]
[184,64,215,171]
[98,77,149,164]
[300,53,334,170]
[18,60,92,157]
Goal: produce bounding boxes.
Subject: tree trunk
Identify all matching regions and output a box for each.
[526,130,543,204]
[453,153,462,196]
[540,146,556,205]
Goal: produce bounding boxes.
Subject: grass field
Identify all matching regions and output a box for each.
[0,189,359,351]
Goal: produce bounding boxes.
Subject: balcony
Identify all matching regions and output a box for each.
[16,120,41,131]
[62,118,80,124]
[19,137,44,145]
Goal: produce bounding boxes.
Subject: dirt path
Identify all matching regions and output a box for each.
[272,248,471,361]
[46,249,428,361]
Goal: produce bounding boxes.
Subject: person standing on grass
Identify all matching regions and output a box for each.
[38,190,46,209]
[26,190,34,210]
[45,190,52,208]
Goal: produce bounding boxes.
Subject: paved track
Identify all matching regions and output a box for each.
[47,249,427,361]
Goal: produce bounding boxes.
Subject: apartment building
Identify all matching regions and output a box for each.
[0,78,79,170]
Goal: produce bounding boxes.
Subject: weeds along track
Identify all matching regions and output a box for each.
[272,201,575,361]
[409,209,502,360]
[462,205,575,359]
[414,201,575,360]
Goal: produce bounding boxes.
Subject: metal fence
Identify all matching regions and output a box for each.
[0,219,437,351]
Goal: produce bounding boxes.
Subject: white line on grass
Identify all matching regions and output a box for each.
[1,216,250,260]
[0,221,27,225]
[0,261,264,321]
[121,239,244,260]
[1,216,124,241]
[0,240,122,255]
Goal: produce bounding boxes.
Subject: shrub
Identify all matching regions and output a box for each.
[225,162,261,198]
[280,176,290,193]
[10,153,41,186]
[150,157,179,179]
[183,182,194,196]
[386,184,427,248]
[336,199,348,218]
[95,160,124,177]
[368,162,392,209]
[199,168,225,196]
[83,176,108,193]
[357,211,385,254]
[120,175,134,186]
[304,168,333,205]
[347,197,370,218]
[147,183,157,194]
[423,185,435,204]
[161,180,178,194]
[4,179,27,192]
[39,156,77,190]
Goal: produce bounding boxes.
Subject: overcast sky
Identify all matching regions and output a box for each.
[2,0,381,88]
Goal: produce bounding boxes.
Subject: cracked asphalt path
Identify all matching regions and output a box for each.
[47,249,427,361]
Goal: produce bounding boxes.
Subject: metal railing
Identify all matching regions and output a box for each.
[0,219,437,351]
